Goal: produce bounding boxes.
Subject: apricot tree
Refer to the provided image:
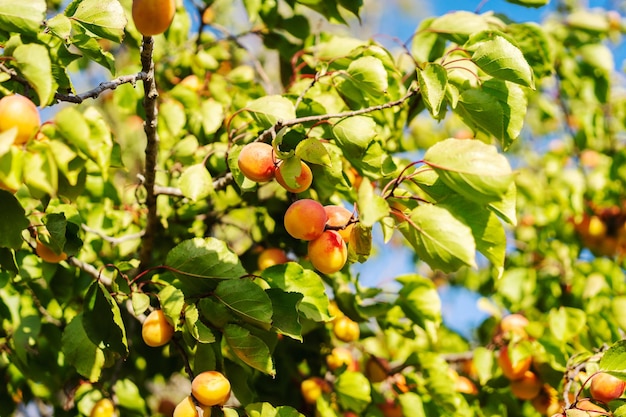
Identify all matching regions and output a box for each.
[1,0,626,417]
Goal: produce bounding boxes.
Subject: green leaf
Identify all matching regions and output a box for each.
[0,190,29,250]
[411,17,447,64]
[399,204,476,272]
[261,263,331,322]
[356,177,389,227]
[82,281,128,357]
[131,292,150,316]
[165,237,247,296]
[69,0,127,42]
[429,11,490,44]
[468,33,535,88]
[340,56,388,98]
[46,14,73,40]
[159,285,185,328]
[599,340,626,377]
[246,402,306,417]
[179,164,213,201]
[40,212,68,254]
[347,222,372,263]
[247,96,296,128]
[0,0,45,34]
[295,138,331,167]
[71,32,116,74]
[215,279,273,331]
[489,181,517,225]
[223,324,275,375]
[200,99,225,136]
[198,297,232,329]
[398,392,426,417]
[506,23,554,79]
[424,138,514,205]
[184,304,216,343]
[23,146,58,197]
[548,307,586,343]
[13,43,54,105]
[397,274,442,329]
[418,63,448,119]
[266,289,303,341]
[335,371,371,413]
[113,379,147,415]
[62,314,105,382]
[332,116,377,157]
[441,196,506,278]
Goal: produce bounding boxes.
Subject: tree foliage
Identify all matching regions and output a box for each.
[0,0,626,416]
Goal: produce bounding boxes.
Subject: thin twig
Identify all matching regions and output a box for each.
[81,224,145,245]
[138,36,160,272]
[67,257,112,286]
[55,72,148,104]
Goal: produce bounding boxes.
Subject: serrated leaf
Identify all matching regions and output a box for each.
[489,181,517,225]
[599,340,626,377]
[215,279,273,331]
[424,138,513,205]
[179,164,213,201]
[0,0,45,34]
[261,262,330,322]
[356,177,388,227]
[83,281,128,357]
[224,324,275,375]
[0,190,29,250]
[429,11,490,44]
[71,32,116,74]
[69,0,127,42]
[198,298,232,329]
[159,285,185,328]
[397,274,442,328]
[13,43,54,105]
[418,63,448,118]
[399,204,476,272]
[62,314,105,382]
[165,238,247,296]
[347,222,371,263]
[335,371,371,413]
[247,96,295,128]
[341,56,388,97]
[295,138,331,166]
[411,17,447,64]
[469,33,535,88]
[184,304,216,343]
[332,116,377,157]
[46,14,72,40]
[266,289,303,341]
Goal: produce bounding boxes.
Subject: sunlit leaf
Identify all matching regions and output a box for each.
[179,164,213,201]
[335,371,371,413]
[223,324,275,375]
[215,279,273,330]
[83,281,128,357]
[0,0,45,34]
[69,0,127,42]
[62,314,105,382]
[247,96,296,128]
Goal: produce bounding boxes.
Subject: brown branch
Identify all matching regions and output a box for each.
[67,257,113,287]
[138,36,160,272]
[55,72,149,104]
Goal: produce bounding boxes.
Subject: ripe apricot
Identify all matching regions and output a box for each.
[498,344,532,380]
[142,309,175,347]
[284,199,327,241]
[455,375,478,395]
[191,371,231,406]
[257,248,288,270]
[36,239,67,263]
[590,372,626,403]
[237,142,276,183]
[326,347,357,372]
[332,315,360,342]
[378,399,403,417]
[132,0,176,36]
[575,399,607,416]
[499,314,529,339]
[173,395,211,417]
[308,230,347,274]
[324,205,354,242]
[275,160,313,193]
[300,377,330,405]
[89,398,115,417]
[0,95,40,145]
[510,370,542,400]
[531,384,561,416]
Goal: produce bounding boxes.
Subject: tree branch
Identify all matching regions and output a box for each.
[55,72,148,104]
[67,257,113,287]
[81,224,145,245]
[138,36,160,272]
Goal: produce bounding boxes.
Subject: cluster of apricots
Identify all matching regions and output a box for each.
[495,314,562,415]
[237,142,314,193]
[284,199,353,274]
[572,205,626,259]
[140,310,231,416]
[131,0,176,37]
[551,372,626,417]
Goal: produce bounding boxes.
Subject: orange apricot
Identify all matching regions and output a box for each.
[284,199,327,241]
[324,205,354,242]
[142,309,175,347]
[173,395,211,417]
[590,372,626,403]
[332,315,360,342]
[89,398,115,417]
[275,160,313,193]
[191,371,231,407]
[237,142,276,183]
[308,230,347,274]
[300,377,330,405]
[499,314,530,339]
[0,95,40,145]
[326,347,357,372]
[498,344,532,380]
[132,0,176,36]
[510,370,542,400]
[257,248,289,270]
[36,239,67,263]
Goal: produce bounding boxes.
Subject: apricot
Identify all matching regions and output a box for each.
[378,399,403,417]
[308,230,347,274]
[326,347,357,372]
[498,344,532,380]
[575,399,607,416]
[131,0,176,36]
[284,199,327,241]
[590,372,625,403]
[499,314,529,338]
[324,205,354,242]
[173,396,211,417]
[36,239,67,263]
[237,142,276,183]
[510,370,542,400]
[257,248,288,270]
[455,375,478,395]
[300,377,330,405]
[531,384,561,416]
[89,398,115,417]
[332,315,360,342]
[142,309,175,347]
[0,95,40,145]
[191,371,231,406]
[275,160,313,193]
